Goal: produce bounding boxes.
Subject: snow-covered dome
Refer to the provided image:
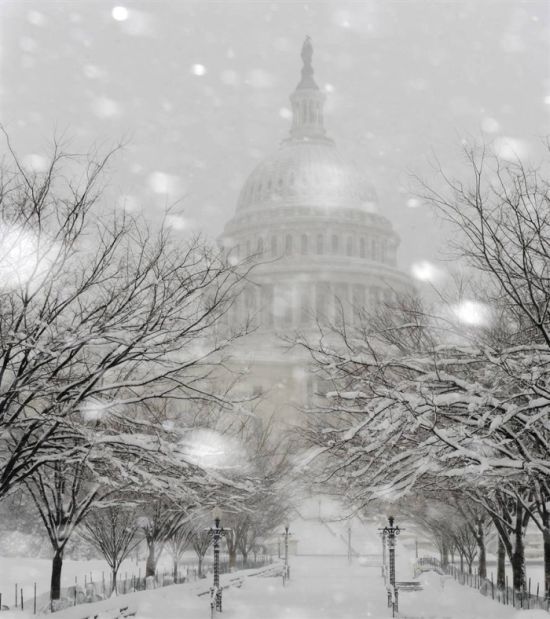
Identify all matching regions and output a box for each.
[236,36,376,214]
[236,139,376,212]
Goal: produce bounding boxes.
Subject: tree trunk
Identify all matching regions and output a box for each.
[442,540,447,567]
[497,535,506,590]
[50,549,63,600]
[112,569,118,594]
[242,551,248,567]
[477,521,487,579]
[543,528,550,598]
[511,549,526,592]
[198,555,203,578]
[511,505,526,592]
[460,553,464,572]
[229,547,237,569]
[146,542,156,577]
[541,502,550,599]
[173,558,178,581]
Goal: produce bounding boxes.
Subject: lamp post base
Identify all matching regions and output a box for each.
[210,587,222,613]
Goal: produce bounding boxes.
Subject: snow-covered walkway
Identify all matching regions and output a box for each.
[6,556,548,619]
[222,557,546,619]
[226,556,387,619]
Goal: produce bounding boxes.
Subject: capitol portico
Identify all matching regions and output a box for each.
[219,38,412,420]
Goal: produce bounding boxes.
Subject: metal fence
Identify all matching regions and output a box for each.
[415,556,550,612]
[218,555,272,574]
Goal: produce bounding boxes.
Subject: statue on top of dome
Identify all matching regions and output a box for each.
[297,36,318,90]
[301,36,313,67]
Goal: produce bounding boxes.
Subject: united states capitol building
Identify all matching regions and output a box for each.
[219,38,412,424]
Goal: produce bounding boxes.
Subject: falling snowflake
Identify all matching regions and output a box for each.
[481,117,500,133]
[165,215,186,231]
[493,136,528,161]
[91,96,121,119]
[191,64,207,76]
[111,6,129,21]
[148,171,181,195]
[452,300,491,326]
[410,260,444,283]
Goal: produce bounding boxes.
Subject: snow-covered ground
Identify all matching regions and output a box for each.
[1,555,547,619]
[0,552,201,610]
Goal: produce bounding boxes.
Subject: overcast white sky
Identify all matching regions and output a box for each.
[2,0,549,278]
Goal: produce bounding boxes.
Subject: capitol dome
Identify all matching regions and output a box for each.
[235,38,376,214]
[236,140,377,212]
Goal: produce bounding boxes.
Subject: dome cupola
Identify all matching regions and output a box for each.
[288,36,328,142]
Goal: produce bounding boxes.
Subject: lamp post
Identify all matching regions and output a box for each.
[379,516,401,617]
[282,524,291,585]
[207,507,227,613]
[381,528,387,581]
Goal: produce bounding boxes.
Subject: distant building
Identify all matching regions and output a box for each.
[219,38,412,423]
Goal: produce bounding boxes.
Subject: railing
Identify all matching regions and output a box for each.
[218,555,272,574]
[415,556,550,612]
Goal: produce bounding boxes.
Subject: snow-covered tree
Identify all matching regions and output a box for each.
[166,521,194,581]
[297,290,547,591]
[297,144,550,593]
[191,525,212,578]
[138,499,186,578]
[24,426,201,601]
[25,456,100,601]
[81,505,141,594]
[0,136,248,502]
[0,137,261,601]
[222,414,294,567]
